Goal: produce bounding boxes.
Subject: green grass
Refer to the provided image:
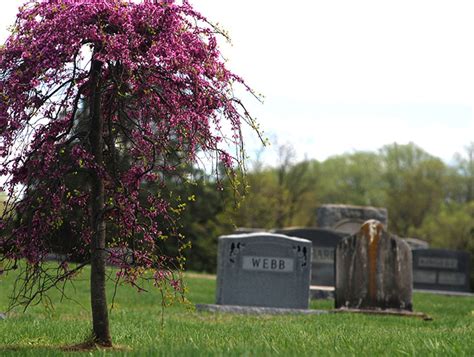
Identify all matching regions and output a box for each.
[1,267,473,356]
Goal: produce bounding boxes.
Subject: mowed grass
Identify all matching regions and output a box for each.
[0,266,473,356]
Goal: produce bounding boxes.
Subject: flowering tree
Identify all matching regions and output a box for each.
[0,0,258,346]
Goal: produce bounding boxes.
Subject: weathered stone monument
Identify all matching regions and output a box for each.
[272,227,347,287]
[317,204,388,234]
[216,233,312,309]
[335,220,413,310]
[412,249,471,292]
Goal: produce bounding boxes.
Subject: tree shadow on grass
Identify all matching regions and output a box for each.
[61,340,131,352]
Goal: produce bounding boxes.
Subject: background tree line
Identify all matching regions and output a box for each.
[174,142,474,287]
[3,141,472,281]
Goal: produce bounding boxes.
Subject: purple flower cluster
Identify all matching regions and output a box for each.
[0,0,255,295]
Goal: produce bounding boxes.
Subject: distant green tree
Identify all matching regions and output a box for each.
[449,143,474,203]
[229,144,317,229]
[168,168,236,273]
[0,191,6,216]
[273,144,315,228]
[316,152,385,207]
[411,202,474,250]
[231,164,280,229]
[380,143,446,235]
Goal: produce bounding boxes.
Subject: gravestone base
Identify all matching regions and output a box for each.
[415,289,474,297]
[310,286,335,299]
[332,307,432,321]
[196,304,328,315]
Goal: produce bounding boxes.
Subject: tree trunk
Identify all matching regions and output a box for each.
[89,58,112,346]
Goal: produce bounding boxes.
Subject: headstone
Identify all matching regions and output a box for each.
[317,204,388,234]
[403,238,429,250]
[272,227,347,287]
[412,249,471,292]
[216,233,312,309]
[44,253,68,261]
[233,227,266,234]
[335,220,413,310]
[332,219,365,234]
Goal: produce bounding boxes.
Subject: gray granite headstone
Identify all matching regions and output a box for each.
[335,220,413,311]
[412,249,471,292]
[317,204,388,233]
[216,233,312,309]
[403,238,429,250]
[44,253,68,261]
[272,227,347,287]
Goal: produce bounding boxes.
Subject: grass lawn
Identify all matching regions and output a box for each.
[0,266,473,356]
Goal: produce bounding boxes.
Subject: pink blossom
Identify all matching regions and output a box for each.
[0,0,258,294]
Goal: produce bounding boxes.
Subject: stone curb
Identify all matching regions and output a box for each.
[195,304,329,315]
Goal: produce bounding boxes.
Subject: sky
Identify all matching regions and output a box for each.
[1,0,473,166]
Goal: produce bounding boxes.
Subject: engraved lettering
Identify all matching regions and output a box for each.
[413,270,437,284]
[313,247,334,263]
[438,272,466,286]
[418,257,458,269]
[242,256,294,272]
[252,258,261,268]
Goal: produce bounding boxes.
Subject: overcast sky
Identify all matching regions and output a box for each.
[2,0,473,165]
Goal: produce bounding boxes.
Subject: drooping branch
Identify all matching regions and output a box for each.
[0,1,262,336]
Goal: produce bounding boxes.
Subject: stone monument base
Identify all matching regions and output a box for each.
[195,304,328,315]
[415,289,474,297]
[196,304,431,320]
[332,307,432,320]
[310,285,335,299]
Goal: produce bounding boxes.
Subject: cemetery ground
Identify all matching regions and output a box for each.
[0,266,473,356]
